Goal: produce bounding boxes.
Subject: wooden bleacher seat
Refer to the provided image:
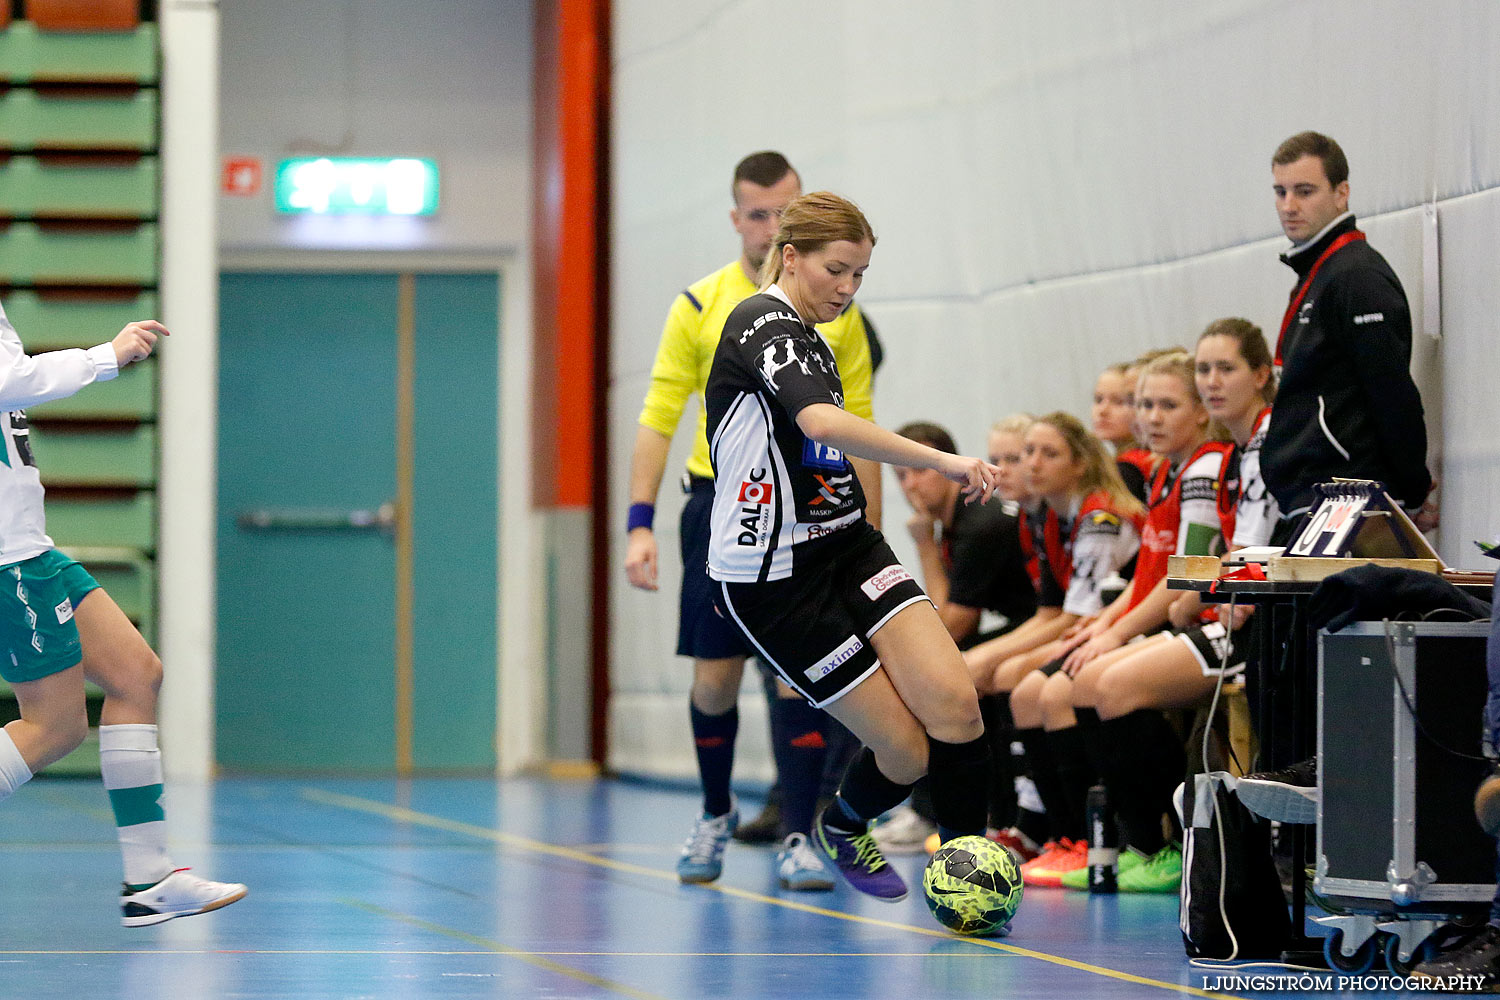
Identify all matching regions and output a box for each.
[0,89,158,152]
[0,20,157,84]
[0,155,158,220]
[31,421,156,488]
[0,289,159,349]
[41,490,156,550]
[0,220,158,285]
[26,0,140,32]
[29,359,155,419]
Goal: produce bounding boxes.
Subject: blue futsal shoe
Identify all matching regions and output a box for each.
[676,803,739,884]
[813,809,908,901]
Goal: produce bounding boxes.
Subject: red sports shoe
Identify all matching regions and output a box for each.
[987,827,1040,864]
[1020,837,1087,887]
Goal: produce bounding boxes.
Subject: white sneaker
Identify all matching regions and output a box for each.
[121,868,247,927]
[776,833,834,891]
[870,804,937,855]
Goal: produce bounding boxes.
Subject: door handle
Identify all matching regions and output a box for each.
[237,500,397,536]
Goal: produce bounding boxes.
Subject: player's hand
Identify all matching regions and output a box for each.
[1062,630,1122,677]
[625,527,659,591]
[1224,603,1254,629]
[111,320,169,368]
[1413,477,1440,533]
[939,455,1001,505]
[1168,592,1201,631]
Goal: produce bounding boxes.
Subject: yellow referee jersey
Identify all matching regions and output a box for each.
[637,260,875,480]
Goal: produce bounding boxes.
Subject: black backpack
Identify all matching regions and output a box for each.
[1179,772,1291,959]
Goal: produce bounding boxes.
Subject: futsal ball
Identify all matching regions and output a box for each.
[923,835,1023,936]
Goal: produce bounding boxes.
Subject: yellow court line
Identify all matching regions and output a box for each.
[302,788,1241,1000]
[341,900,669,1000]
[0,950,998,958]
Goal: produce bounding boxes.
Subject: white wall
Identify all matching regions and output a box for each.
[218,0,531,253]
[608,0,1500,780]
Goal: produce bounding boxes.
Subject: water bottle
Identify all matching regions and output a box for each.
[1085,783,1118,893]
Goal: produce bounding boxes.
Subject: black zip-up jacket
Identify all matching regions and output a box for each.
[1262,214,1432,515]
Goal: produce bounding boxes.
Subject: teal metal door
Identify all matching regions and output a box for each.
[216,272,498,774]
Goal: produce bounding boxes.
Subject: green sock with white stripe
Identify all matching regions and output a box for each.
[100,724,172,891]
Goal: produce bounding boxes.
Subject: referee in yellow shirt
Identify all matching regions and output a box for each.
[624,152,881,889]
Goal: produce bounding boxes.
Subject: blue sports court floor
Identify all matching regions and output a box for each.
[0,776,1422,998]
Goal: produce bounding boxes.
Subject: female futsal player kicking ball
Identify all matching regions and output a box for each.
[704,192,996,900]
[0,303,246,925]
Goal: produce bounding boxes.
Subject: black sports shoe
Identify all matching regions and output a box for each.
[1237,757,1317,824]
[733,786,783,845]
[1410,923,1500,993]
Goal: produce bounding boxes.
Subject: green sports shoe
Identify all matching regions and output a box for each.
[1059,847,1143,890]
[1117,843,1182,893]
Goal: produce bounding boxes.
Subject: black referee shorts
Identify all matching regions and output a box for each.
[717,523,930,708]
[677,478,754,660]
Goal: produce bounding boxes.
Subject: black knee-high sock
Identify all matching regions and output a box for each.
[1047,724,1094,842]
[1016,726,1070,843]
[928,733,990,843]
[755,658,783,810]
[1099,709,1186,854]
[768,696,827,838]
[1075,707,1109,779]
[980,694,1017,830]
[690,703,738,818]
[827,747,912,833]
[818,715,860,802]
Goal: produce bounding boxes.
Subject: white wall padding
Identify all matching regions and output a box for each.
[608,0,1500,780]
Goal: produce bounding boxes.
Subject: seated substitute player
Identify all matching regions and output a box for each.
[624,151,880,891]
[1054,319,1277,893]
[0,303,246,926]
[873,418,1037,855]
[1012,351,1230,888]
[706,191,999,901]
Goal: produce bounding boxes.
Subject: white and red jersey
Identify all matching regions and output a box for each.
[1129,440,1232,612]
[0,300,119,566]
[1225,407,1279,549]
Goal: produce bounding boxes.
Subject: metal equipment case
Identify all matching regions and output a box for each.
[1315,620,1494,973]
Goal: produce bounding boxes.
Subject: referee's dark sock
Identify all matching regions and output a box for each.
[979,694,1017,830]
[690,703,738,818]
[768,695,827,837]
[927,732,990,844]
[824,747,911,834]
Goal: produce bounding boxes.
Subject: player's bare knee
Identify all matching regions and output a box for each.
[866,726,927,784]
[1094,671,1133,720]
[1038,674,1072,715]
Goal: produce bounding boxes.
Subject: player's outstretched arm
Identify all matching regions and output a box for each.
[0,317,167,411]
[796,402,1000,505]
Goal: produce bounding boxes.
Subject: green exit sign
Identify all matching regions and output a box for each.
[274,157,439,215]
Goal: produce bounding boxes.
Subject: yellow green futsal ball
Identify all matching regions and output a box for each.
[923,835,1023,936]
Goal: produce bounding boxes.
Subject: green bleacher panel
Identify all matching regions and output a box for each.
[0,88,158,152]
[0,221,157,285]
[0,290,159,349]
[30,422,156,488]
[0,155,158,219]
[28,357,155,419]
[43,490,155,549]
[0,20,159,84]
[57,545,154,623]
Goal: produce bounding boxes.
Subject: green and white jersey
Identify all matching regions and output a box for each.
[0,300,119,566]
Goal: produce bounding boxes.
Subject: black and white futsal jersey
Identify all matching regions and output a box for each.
[705,286,867,583]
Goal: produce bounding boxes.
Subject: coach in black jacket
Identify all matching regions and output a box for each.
[1263,131,1432,533]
